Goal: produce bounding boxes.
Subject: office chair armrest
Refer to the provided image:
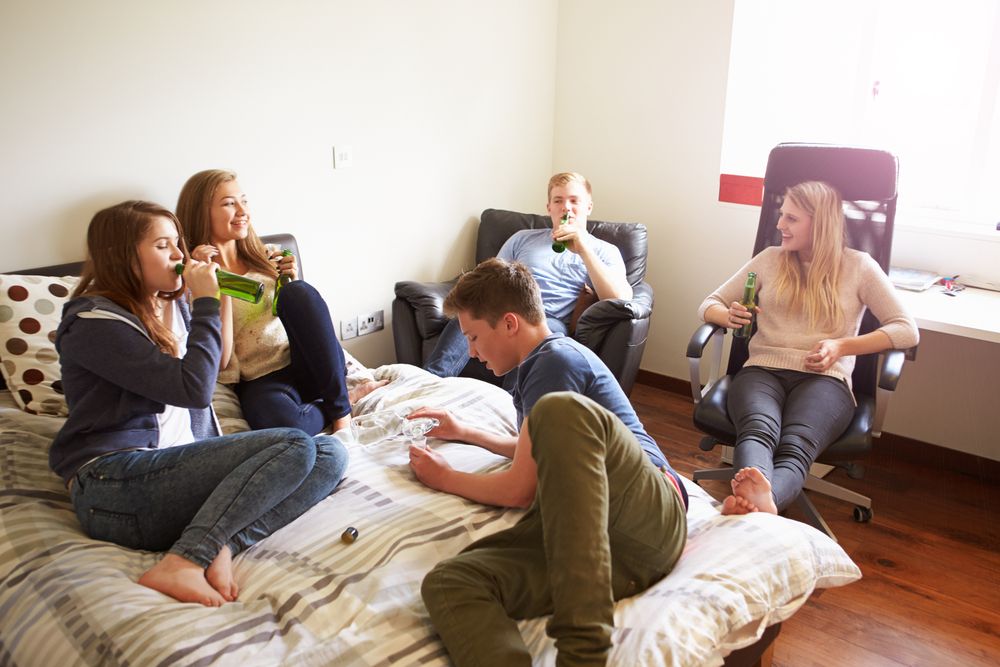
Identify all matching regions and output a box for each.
[871,348,911,437]
[878,349,907,391]
[687,322,723,358]
[687,323,726,404]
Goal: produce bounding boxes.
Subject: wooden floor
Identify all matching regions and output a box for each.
[629,382,1000,667]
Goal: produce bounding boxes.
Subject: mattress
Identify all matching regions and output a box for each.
[0,363,861,666]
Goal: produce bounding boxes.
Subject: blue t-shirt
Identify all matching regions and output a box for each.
[513,334,668,470]
[497,229,628,322]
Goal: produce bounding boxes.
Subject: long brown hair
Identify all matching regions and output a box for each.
[772,181,846,331]
[175,169,276,277]
[73,200,186,355]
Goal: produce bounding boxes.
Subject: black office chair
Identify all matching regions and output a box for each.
[393,208,653,395]
[687,143,908,541]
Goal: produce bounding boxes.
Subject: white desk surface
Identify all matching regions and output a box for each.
[895,285,1000,344]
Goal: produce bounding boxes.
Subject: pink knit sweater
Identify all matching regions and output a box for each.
[698,247,919,388]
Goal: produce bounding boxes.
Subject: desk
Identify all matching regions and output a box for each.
[894,285,1000,344]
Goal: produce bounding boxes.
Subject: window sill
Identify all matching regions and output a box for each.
[894,214,1000,243]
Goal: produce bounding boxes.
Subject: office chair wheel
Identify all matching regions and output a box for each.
[845,463,866,480]
[698,436,718,452]
[853,506,873,523]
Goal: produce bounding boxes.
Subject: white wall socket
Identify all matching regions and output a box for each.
[358,309,384,336]
[341,316,358,340]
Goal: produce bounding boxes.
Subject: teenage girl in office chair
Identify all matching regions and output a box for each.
[697,181,919,515]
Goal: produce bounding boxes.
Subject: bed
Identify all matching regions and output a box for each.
[0,241,861,666]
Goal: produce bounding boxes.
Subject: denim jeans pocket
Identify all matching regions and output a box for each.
[79,505,143,549]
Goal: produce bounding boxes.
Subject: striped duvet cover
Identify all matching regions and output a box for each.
[0,363,860,666]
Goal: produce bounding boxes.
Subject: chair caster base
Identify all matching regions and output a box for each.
[853,506,873,523]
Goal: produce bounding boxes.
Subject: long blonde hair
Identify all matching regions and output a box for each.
[176,169,277,277]
[772,181,846,331]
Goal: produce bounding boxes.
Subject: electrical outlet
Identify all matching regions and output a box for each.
[341,316,358,340]
[358,309,384,336]
[333,145,353,169]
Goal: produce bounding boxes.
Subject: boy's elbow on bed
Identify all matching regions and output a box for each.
[506,478,537,509]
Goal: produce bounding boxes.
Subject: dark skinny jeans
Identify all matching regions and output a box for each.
[726,366,854,511]
[236,281,350,433]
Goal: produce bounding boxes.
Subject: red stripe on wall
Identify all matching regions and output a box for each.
[719,174,764,206]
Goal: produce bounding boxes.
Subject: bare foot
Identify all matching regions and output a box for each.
[206,546,239,602]
[138,553,226,606]
[330,415,351,433]
[730,467,778,515]
[721,494,758,515]
[349,379,389,404]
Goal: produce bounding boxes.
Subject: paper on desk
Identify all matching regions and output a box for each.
[889,266,943,292]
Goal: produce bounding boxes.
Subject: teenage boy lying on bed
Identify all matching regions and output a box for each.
[406,257,688,667]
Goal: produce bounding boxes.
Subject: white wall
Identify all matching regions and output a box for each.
[553,0,999,461]
[0,0,558,365]
[3,0,995,459]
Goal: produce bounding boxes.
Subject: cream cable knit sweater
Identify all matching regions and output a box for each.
[698,247,919,388]
[218,269,290,385]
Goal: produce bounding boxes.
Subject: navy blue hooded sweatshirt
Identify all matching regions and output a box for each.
[49,294,222,484]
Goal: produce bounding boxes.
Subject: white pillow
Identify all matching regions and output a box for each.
[0,275,79,416]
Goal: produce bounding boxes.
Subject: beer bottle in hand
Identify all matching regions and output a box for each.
[551,212,571,253]
[174,264,265,304]
[733,272,757,338]
[271,249,294,316]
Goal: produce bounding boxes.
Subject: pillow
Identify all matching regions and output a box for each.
[0,275,79,416]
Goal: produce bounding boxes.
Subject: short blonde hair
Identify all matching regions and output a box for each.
[547,172,592,201]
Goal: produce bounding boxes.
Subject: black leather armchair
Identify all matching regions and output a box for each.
[393,208,653,394]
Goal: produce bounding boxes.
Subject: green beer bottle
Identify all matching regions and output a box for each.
[551,212,571,253]
[271,249,294,316]
[174,263,265,304]
[733,271,757,339]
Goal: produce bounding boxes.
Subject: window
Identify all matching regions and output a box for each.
[720,0,1000,232]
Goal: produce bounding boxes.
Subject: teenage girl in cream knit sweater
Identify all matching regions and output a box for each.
[698,181,918,515]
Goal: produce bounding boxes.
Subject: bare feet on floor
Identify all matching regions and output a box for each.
[723,466,778,515]
[138,553,226,606]
[206,546,239,602]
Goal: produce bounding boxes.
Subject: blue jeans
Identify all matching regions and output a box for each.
[236,281,350,433]
[424,316,569,380]
[726,367,854,511]
[69,428,348,568]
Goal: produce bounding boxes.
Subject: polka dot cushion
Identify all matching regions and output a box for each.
[0,274,79,416]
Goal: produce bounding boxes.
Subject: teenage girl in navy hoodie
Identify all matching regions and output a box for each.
[49,200,348,607]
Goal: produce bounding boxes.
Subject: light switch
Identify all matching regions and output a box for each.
[333,146,353,169]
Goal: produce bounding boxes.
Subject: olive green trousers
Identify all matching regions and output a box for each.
[422,392,687,667]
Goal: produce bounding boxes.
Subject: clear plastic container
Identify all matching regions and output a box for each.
[350,409,406,446]
[401,417,439,447]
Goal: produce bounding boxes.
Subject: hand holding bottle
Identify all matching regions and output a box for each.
[269,248,298,282]
[270,248,295,316]
[727,301,756,329]
[551,211,590,254]
[732,272,758,338]
[182,259,220,300]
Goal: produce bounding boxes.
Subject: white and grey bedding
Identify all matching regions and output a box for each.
[0,362,861,666]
